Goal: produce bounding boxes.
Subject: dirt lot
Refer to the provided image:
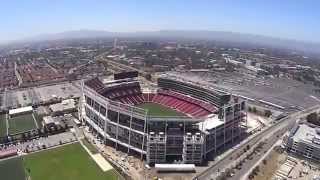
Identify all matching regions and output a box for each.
[253,149,287,180]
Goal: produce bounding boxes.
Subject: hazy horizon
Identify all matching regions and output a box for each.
[1,0,319,44]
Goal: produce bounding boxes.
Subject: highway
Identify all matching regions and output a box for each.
[194,105,320,180]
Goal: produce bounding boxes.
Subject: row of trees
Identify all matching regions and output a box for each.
[1,124,69,144]
[248,166,260,179]
[248,106,272,117]
[21,124,69,141]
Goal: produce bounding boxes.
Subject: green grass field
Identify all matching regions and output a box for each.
[8,113,37,134]
[24,143,118,180]
[137,102,184,116]
[0,157,26,180]
[0,114,7,136]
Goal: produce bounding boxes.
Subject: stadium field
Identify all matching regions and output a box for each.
[8,113,37,134]
[0,114,7,136]
[0,157,26,180]
[24,143,118,180]
[137,102,185,116]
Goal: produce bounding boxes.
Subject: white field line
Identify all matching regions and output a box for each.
[32,113,39,128]
[6,113,9,135]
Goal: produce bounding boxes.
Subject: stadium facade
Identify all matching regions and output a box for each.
[80,74,247,165]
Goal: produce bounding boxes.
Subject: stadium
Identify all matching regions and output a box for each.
[80,72,247,166]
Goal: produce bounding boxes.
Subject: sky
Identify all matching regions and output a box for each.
[1,0,319,43]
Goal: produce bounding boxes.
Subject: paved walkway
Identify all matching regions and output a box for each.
[92,154,113,172]
[79,137,114,172]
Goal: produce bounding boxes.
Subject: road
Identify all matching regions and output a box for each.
[194,105,320,180]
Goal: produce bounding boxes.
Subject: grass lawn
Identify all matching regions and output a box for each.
[0,157,26,180]
[81,138,99,154]
[137,102,185,116]
[24,143,118,180]
[8,113,37,134]
[0,114,7,136]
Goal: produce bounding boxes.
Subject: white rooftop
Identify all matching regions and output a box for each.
[198,115,224,131]
[9,106,33,115]
[292,124,320,146]
[43,116,55,124]
[49,99,76,112]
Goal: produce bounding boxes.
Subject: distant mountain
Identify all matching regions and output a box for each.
[26,29,118,41]
[10,30,320,54]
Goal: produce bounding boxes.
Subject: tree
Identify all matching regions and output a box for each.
[248,107,252,112]
[262,159,267,165]
[53,125,58,132]
[26,132,31,139]
[37,128,42,136]
[253,166,260,175]
[64,123,69,130]
[265,110,272,117]
[145,73,152,81]
[43,127,48,135]
[307,112,320,126]
[21,133,27,142]
[246,145,250,151]
[252,107,257,113]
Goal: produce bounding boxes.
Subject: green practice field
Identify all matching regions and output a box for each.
[0,114,7,136]
[0,157,26,180]
[8,113,37,134]
[138,102,185,116]
[24,143,118,180]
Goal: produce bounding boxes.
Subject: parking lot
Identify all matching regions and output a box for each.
[0,131,77,153]
[0,82,81,109]
[170,71,320,110]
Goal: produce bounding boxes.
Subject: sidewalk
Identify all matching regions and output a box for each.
[79,137,113,172]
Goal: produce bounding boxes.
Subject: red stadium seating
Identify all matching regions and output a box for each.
[88,79,216,118]
[138,90,217,118]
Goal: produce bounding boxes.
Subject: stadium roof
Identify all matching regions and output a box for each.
[159,73,230,96]
[9,106,33,115]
